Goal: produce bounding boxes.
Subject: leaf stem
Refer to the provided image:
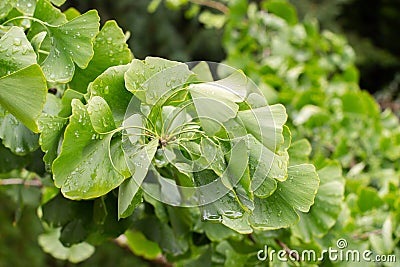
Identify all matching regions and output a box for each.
[275,239,300,262]
[189,0,229,14]
[2,16,50,29]
[168,121,199,137]
[162,101,195,134]
[0,178,43,187]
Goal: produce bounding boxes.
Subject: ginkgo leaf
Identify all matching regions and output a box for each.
[0,111,39,155]
[38,113,68,167]
[0,64,47,133]
[125,57,193,104]
[15,0,35,15]
[188,71,249,136]
[52,99,127,200]
[0,0,14,19]
[118,138,158,219]
[38,228,95,263]
[0,26,37,77]
[89,64,132,124]
[291,162,344,242]
[41,10,100,82]
[70,20,133,92]
[237,104,287,152]
[87,96,116,134]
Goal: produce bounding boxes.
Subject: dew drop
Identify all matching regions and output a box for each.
[222,210,243,219]
[104,85,109,94]
[13,38,22,46]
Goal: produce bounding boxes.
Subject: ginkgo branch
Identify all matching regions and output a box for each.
[189,0,229,14]
[0,178,43,187]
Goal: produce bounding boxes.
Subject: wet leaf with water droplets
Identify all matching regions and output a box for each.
[125,57,193,105]
[118,138,158,219]
[53,99,127,200]
[38,113,68,168]
[87,96,116,134]
[0,111,39,155]
[292,162,344,242]
[69,20,132,92]
[0,64,47,133]
[41,10,100,82]
[88,64,132,124]
[0,26,36,77]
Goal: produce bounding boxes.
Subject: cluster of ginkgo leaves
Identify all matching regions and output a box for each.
[0,0,334,265]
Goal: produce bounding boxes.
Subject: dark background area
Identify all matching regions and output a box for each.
[62,0,400,96]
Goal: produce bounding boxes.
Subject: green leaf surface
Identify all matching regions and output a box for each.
[41,10,100,82]
[63,7,80,20]
[288,139,312,166]
[0,0,15,19]
[38,113,67,167]
[118,139,158,219]
[52,99,126,200]
[32,0,66,27]
[125,230,162,259]
[0,26,37,77]
[250,193,299,230]
[278,164,319,212]
[87,96,116,133]
[38,228,95,263]
[237,104,287,152]
[69,20,132,92]
[0,64,47,132]
[263,0,298,25]
[89,64,132,123]
[188,72,250,135]
[0,112,39,155]
[292,162,344,242]
[125,57,193,105]
[15,0,35,15]
[59,89,85,117]
[51,0,66,6]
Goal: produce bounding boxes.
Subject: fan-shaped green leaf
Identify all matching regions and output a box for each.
[70,21,132,92]
[0,64,47,133]
[89,64,132,124]
[292,162,344,242]
[0,0,15,19]
[125,230,162,259]
[41,10,100,82]
[0,26,37,77]
[125,57,193,104]
[38,114,67,167]
[38,228,95,263]
[118,138,158,219]
[52,99,127,200]
[87,96,116,134]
